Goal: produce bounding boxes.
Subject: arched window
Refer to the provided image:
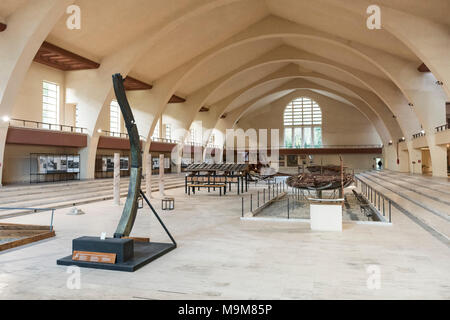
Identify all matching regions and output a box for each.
[283,97,322,148]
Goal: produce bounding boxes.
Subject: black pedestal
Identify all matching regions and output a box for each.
[72,236,134,263]
[57,238,176,272]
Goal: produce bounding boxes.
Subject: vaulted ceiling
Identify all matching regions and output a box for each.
[2,0,448,144]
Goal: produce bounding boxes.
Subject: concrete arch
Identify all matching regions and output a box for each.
[153,16,420,138]
[173,47,404,143]
[0,0,74,185]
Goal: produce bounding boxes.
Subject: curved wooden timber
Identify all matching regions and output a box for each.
[112,74,142,238]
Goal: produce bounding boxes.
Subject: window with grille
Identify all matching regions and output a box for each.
[42,81,59,129]
[190,128,196,144]
[283,97,322,148]
[165,124,171,140]
[110,100,120,137]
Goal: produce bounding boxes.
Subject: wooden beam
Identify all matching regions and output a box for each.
[34,41,100,71]
[418,63,430,72]
[168,95,186,103]
[0,23,7,32]
[123,76,153,90]
[0,230,55,252]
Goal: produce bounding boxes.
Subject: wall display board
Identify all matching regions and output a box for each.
[120,157,129,171]
[30,154,80,183]
[95,155,130,178]
[152,157,159,169]
[287,155,298,167]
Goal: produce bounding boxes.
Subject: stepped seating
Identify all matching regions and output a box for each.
[357,170,450,247]
[0,174,185,218]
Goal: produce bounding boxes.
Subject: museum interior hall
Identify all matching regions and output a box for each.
[0,0,449,300]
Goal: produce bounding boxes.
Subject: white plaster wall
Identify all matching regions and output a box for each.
[11,62,66,125]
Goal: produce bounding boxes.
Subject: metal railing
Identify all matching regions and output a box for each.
[279,144,383,149]
[206,144,221,149]
[100,130,146,140]
[241,180,286,217]
[435,123,449,132]
[354,177,392,223]
[151,137,180,144]
[412,131,426,139]
[8,118,87,134]
[0,207,55,231]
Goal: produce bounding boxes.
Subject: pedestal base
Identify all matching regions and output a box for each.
[310,204,343,232]
[57,241,175,272]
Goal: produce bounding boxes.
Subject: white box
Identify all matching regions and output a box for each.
[310,204,342,231]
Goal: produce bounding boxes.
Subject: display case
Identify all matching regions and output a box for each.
[30,153,80,183]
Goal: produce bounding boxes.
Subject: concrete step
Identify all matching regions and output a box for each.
[366,171,450,206]
[0,177,182,203]
[0,174,183,194]
[0,181,185,219]
[359,172,450,221]
[0,180,184,207]
[378,170,450,192]
[356,173,450,246]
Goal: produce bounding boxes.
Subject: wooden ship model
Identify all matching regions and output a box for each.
[286,164,354,191]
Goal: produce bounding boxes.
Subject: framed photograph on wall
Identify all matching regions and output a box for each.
[287,155,298,167]
[38,155,47,173]
[120,157,129,171]
[106,157,114,172]
[67,156,74,172]
[72,155,80,173]
[47,156,57,173]
[60,156,67,171]
[152,158,159,169]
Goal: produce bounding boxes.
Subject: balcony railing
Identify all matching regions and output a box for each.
[8,118,87,134]
[412,131,426,139]
[436,123,449,132]
[280,144,383,149]
[206,144,221,149]
[151,137,180,144]
[100,130,146,140]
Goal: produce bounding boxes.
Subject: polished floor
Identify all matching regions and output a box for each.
[0,172,449,299]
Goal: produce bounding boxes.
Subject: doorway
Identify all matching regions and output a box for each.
[375,158,383,170]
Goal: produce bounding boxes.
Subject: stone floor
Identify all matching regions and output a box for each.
[0,180,449,299]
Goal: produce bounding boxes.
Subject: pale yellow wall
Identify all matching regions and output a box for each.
[237,91,382,148]
[12,62,66,124]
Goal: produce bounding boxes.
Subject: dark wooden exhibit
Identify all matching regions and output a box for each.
[184,163,250,195]
[0,223,55,252]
